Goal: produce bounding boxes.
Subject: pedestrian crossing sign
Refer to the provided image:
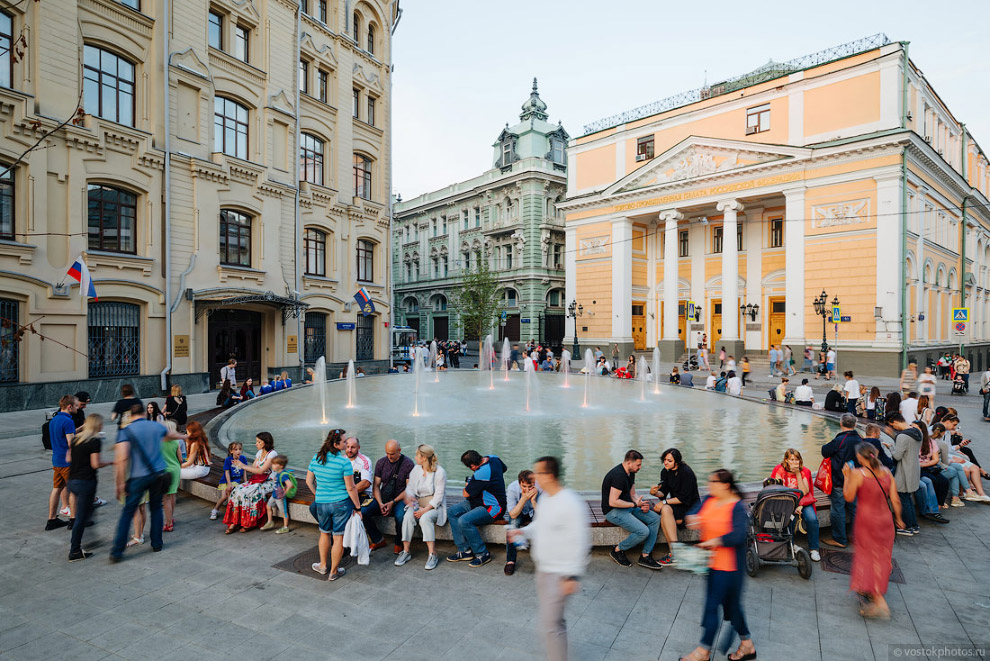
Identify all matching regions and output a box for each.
[952,308,969,322]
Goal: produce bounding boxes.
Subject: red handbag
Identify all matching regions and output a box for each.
[814,458,832,495]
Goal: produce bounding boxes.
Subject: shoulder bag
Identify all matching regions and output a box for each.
[124,426,171,493]
[862,464,895,523]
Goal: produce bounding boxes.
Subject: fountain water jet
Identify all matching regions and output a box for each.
[482,335,495,390]
[524,358,533,411]
[314,356,328,423]
[501,338,511,381]
[429,340,439,382]
[560,349,571,388]
[652,347,661,394]
[638,356,648,401]
[412,347,424,416]
[582,348,594,407]
[345,359,357,408]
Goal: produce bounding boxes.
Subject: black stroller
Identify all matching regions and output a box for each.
[951,377,967,395]
[744,485,812,579]
[682,354,699,371]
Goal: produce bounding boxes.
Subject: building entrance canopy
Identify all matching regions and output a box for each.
[193,290,308,324]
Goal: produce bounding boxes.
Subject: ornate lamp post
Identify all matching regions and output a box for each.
[739,302,760,322]
[812,290,839,354]
[567,299,583,356]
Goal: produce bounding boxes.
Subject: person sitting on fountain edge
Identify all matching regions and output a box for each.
[650,448,700,565]
[602,450,663,570]
[446,450,508,567]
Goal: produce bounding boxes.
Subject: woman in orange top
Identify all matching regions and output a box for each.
[681,469,755,661]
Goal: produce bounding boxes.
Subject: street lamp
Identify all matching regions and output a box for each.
[739,302,760,322]
[812,290,839,354]
[567,299,584,356]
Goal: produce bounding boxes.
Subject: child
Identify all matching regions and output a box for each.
[261,455,297,533]
[210,442,245,520]
[259,380,273,395]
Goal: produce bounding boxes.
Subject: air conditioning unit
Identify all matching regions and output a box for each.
[745,125,758,135]
[924,135,932,143]
[635,153,647,162]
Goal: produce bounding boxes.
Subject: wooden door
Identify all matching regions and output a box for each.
[768,297,786,350]
[710,299,722,347]
[499,315,520,342]
[631,302,646,350]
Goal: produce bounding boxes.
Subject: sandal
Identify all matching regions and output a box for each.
[163,522,174,533]
[126,536,144,547]
[238,526,250,533]
[224,526,238,534]
[679,648,710,661]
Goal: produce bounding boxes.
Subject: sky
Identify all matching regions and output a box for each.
[390,0,990,201]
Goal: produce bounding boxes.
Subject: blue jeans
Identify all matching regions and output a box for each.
[790,506,820,551]
[67,479,97,554]
[310,498,353,535]
[942,464,966,499]
[605,507,660,554]
[505,513,533,564]
[360,500,406,544]
[448,500,497,555]
[846,399,858,415]
[701,570,750,650]
[918,477,938,514]
[898,489,920,529]
[112,472,165,558]
[829,486,856,545]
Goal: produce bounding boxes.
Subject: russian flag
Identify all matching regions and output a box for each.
[66,256,98,300]
[353,287,375,316]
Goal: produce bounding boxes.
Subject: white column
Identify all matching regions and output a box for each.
[565,226,577,345]
[646,221,658,347]
[661,210,683,339]
[743,206,764,350]
[717,200,742,341]
[782,188,806,344]
[875,175,903,346]
[611,217,633,342]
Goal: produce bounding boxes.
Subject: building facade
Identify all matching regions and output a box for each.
[392,80,568,346]
[0,0,399,411]
[561,36,990,375]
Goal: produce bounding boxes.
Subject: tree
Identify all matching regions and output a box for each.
[452,257,503,348]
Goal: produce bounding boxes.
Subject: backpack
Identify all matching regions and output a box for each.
[715,378,727,392]
[277,471,298,499]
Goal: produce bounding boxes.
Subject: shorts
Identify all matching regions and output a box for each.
[52,466,70,488]
[309,498,353,535]
[269,496,288,516]
[826,363,836,372]
[668,502,691,525]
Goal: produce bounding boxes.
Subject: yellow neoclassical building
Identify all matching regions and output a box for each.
[560,35,990,375]
[0,0,399,410]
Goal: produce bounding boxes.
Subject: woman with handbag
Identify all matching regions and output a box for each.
[843,442,903,618]
[394,444,447,570]
[770,449,820,562]
[223,432,278,533]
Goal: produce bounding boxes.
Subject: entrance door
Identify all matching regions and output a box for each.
[768,298,786,350]
[209,309,262,386]
[711,299,722,348]
[499,315,520,342]
[406,317,420,336]
[543,314,565,349]
[433,316,449,341]
[631,302,646,350]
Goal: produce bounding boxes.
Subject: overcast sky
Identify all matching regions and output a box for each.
[390,0,990,200]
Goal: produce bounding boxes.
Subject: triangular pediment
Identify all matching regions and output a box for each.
[267,90,295,116]
[169,48,210,80]
[610,137,810,195]
[353,64,383,94]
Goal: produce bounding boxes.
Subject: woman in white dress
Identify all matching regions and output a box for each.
[394,444,447,570]
[918,366,938,406]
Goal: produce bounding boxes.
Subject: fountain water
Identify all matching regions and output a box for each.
[501,338,511,380]
[412,348,424,416]
[314,356,328,423]
[652,347,661,394]
[482,335,495,390]
[638,356,648,401]
[345,359,357,408]
[430,340,440,382]
[560,349,571,388]
[523,357,533,411]
[582,348,594,407]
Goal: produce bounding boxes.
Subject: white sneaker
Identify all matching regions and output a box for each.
[209,510,218,520]
[425,554,438,570]
[59,507,70,517]
[979,495,990,503]
[92,497,107,507]
[394,551,412,566]
[810,550,821,562]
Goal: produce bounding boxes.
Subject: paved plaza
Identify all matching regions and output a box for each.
[2,370,990,660]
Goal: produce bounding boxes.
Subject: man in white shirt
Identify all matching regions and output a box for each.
[794,379,814,406]
[220,359,237,387]
[826,348,837,380]
[727,370,743,396]
[768,346,779,377]
[705,372,717,390]
[899,391,920,423]
[843,371,860,415]
[508,456,590,661]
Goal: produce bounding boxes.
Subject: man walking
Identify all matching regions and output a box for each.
[602,450,663,569]
[508,456,590,661]
[46,395,77,530]
[768,345,779,377]
[821,414,861,548]
[981,365,990,420]
[447,450,508,567]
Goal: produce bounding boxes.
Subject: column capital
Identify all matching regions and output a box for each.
[658,209,684,225]
[716,199,744,213]
[781,187,806,202]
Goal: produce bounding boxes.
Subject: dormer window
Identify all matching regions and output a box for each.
[550,137,565,164]
[502,138,513,165]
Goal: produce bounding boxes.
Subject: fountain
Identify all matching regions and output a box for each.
[345,359,356,408]
[430,340,440,382]
[560,349,571,388]
[412,347,423,416]
[501,338,511,381]
[523,357,533,412]
[638,356,648,401]
[582,348,594,407]
[652,347,661,394]
[482,334,495,390]
[314,356,328,424]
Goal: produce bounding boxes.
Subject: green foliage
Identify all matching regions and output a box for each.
[452,259,503,341]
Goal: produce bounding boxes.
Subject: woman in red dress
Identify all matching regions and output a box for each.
[842,442,904,618]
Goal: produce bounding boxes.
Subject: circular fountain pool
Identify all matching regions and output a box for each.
[216,370,840,490]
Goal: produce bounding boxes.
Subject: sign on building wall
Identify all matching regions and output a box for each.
[337,322,356,331]
[286,335,298,354]
[174,335,189,358]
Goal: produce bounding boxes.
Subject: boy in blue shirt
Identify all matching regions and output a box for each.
[446,450,507,567]
[46,395,78,530]
[261,455,297,533]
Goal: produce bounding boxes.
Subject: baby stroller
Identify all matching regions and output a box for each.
[951,376,967,396]
[744,485,812,579]
[682,354,699,371]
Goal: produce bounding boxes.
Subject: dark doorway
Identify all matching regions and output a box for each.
[209,310,262,386]
[543,314,565,349]
[356,314,375,361]
[406,317,420,336]
[433,316,449,340]
[499,314,520,342]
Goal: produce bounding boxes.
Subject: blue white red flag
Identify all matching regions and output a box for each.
[66,256,98,300]
[353,287,375,316]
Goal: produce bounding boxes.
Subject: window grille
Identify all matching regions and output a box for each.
[88,302,140,378]
[0,298,18,382]
[304,312,327,363]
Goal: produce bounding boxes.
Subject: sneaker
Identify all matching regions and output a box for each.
[468,552,492,568]
[425,554,438,570]
[68,550,93,562]
[259,521,275,531]
[504,562,516,576]
[657,553,676,566]
[275,526,291,534]
[895,528,914,536]
[328,567,346,581]
[923,512,949,524]
[369,540,388,551]
[810,550,821,562]
[964,491,981,501]
[610,549,632,567]
[209,509,219,520]
[637,555,663,570]
[446,551,475,563]
[950,498,965,507]
[92,497,107,507]
[910,526,921,534]
[394,551,412,566]
[311,562,328,575]
[979,495,990,503]
[45,518,68,531]
[59,506,70,517]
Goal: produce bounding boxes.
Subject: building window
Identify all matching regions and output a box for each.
[88,301,140,378]
[208,11,223,50]
[504,289,517,307]
[318,70,329,103]
[636,135,654,161]
[356,313,374,361]
[405,297,418,312]
[501,139,514,166]
[549,290,561,307]
[462,250,471,269]
[304,312,327,363]
[746,103,770,135]
[83,46,135,126]
[475,207,480,227]
[352,88,359,118]
[430,256,438,278]
[553,243,562,269]
[120,0,140,8]
[462,210,469,230]
[442,255,448,277]
[550,137,565,164]
[434,295,447,311]
[353,154,371,200]
[0,297,18,383]
[0,12,12,89]
[88,184,137,254]
[506,249,513,270]
[214,96,249,159]
[0,167,12,240]
[769,217,783,248]
[678,230,689,257]
[712,226,723,254]
[303,0,328,23]
[234,25,249,62]
[441,217,447,235]
[737,223,743,251]
[367,24,375,55]
[351,12,360,43]
[300,133,324,186]
[304,228,326,276]
[219,209,251,267]
[357,239,374,282]
[299,60,308,94]
[367,95,376,126]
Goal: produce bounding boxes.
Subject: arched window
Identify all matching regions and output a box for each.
[88,302,140,377]
[432,295,447,311]
[367,23,375,55]
[547,289,563,307]
[404,297,419,313]
[88,184,137,253]
[304,228,326,276]
[352,12,360,43]
[353,154,372,200]
[357,238,375,282]
[214,96,249,159]
[300,133,324,185]
[83,45,135,126]
[219,209,252,266]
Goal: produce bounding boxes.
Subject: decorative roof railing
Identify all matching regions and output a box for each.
[581,33,892,136]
